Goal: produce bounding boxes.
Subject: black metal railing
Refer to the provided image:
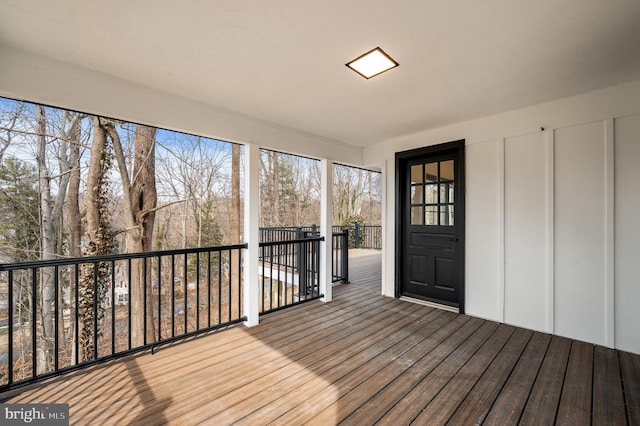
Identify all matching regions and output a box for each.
[260,226,349,284]
[0,244,246,391]
[332,229,349,283]
[259,225,319,243]
[332,224,382,249]
[258,236,323,315]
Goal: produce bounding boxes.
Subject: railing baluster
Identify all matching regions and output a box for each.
[31,267,36,379]
[171,254,175,338]
[74,264,79,365]
[283,243,288,307]
[183,253,187,334]
[54,265,59,371]
[218,251,222,325]
[143,258,148,346]
[8,269,14,386]
[269,245,273,311]
[111,260,116,355]
[238,249,242,318]
[227,250,231,322]
[196,253,200,330]
[127,258,132,350]
[157,255,162,342]
[260,245,265,313]
[207,251,211,328]
[93,262,99,361]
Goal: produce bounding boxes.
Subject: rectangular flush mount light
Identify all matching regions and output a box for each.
[346,47,399,79]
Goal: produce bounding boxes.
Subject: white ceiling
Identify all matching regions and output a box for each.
[1,0,640,148]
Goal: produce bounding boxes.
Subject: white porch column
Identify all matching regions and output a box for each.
[381,158,395,297]
[320,159,333,302]
[243,143,260,326]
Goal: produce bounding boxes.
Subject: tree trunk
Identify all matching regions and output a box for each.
[76,117,116,362]
[230,144,241,317]
[106,121,158,347]
[66,115,82,365]
[129,125,157,346]
[35,105,55,373]
[67,120,82,258]
[273,151,280,226]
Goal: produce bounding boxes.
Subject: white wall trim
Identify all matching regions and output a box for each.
[605,118,615,348]
[546,129,555,334]
[498,138,506,323]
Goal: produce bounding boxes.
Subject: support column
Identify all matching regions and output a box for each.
[320,159,333,302]
[381,158,395,297]
[243,143,260,326]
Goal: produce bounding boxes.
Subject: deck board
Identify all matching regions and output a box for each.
[482,332,551,425]
[519,335,572,425]
[376,320,499,425]
[0,250,638,426]
[620,350,640,425]
[444,327,533,425]
[555,341,594,425]
[592,346,627,425]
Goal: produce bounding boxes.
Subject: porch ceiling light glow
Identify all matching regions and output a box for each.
[346,47,399,79]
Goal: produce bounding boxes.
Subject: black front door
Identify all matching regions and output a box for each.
[396,140,465,312]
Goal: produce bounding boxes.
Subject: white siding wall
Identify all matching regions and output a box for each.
[615,114,640,354]
[372,81,640,353]
[504,132,548,332]
[465,141,502,321]
[554,122,607,345]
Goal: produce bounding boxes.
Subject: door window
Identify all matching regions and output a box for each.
[410,160,455,226]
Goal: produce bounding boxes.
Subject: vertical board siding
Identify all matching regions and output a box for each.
[614,114,640,354]
[465,140,501,321]
[554,121,606,346]
[504,132,547,332]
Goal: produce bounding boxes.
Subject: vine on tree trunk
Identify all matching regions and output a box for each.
[78,124,115,362]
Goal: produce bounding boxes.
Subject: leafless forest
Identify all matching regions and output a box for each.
[0,96,380,383]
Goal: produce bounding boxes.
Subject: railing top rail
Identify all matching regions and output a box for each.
[259,226,318,231]
[258,236,324,248]
[0,243,249,271]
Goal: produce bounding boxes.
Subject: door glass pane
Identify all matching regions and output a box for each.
[411,207,423,225]
[411,185,423,204]
[440,205,454,226]
[425,162,438,183]
[440,183,454,203]
[411,165,423,184]
[425,206,437,225]
[425,184,438,204]
[440,160,454,182]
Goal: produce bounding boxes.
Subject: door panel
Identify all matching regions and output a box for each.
[396,141,465,311]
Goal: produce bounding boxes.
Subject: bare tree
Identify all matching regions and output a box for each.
[155,135,228,248]
[34,106,81,373]
[76,117,115,361]
[0,101,25,162]
[107,120,158,346]
[259,150,321,227]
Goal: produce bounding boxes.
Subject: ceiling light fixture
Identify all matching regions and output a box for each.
[346,47,399,79]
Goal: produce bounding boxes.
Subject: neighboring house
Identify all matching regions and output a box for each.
[105,281,129,306]
[1,2,639,356]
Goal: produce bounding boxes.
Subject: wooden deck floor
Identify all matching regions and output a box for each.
[1,250,639,425]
